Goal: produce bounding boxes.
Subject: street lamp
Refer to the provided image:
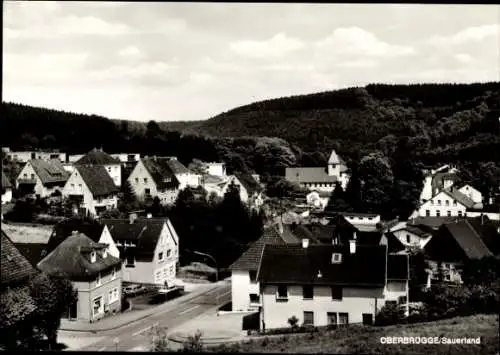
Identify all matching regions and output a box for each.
[192,250,220,308]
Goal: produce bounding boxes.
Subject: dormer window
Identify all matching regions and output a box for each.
[90,251,97,263]
[331,253,342,264]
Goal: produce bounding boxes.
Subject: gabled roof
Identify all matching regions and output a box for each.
[393,224,432,238]
[442,188,476,209]
[1,231,38,286]
[141,157,181,190]
[285,167,337,184]
[328,150,341,165]
[165,158,192,175]
[257,244,388,286]
[75,165,119,197]
[47,219,106,253]
[37,232,121,281]
[233,173,262,195]
[76,148,120,165]
[101,218,169,261]
[14,243,48,267]
[431,171,461,194]
[2,172,12,189]
[29,159,69,184]
[229,226,287,271]
[442,220,493,260]
[413,216,459,229]
[466,216,500,256]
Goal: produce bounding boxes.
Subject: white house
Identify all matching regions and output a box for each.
[110,153,141,165]
[102,216,180,286]
[457,184,483,205]
[6,151,67,163]
[1,172,13,204]
[418,187,480,218]
[16,159,70,198]
[285,149,350,192]
[390,223,433,249]
[76,148,122,187]
[127,157,198,205]
[256,241,409,330]
[419,166,461,203]
[306,190,331,210]
[204,162,227,177]
[62,165,119,217]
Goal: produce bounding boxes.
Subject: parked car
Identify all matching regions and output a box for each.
[122,284,147,297]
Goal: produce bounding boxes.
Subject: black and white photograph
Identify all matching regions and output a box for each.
[1,1,499,353]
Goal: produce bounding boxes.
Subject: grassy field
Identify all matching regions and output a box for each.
[209,314,499,354]
[1,222,53,244]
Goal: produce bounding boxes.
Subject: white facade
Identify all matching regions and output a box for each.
[99,225,120,259]
[231,270,261,312]
[2,188,12,204]
[127,160,179,205]
[103,164,122,187]
[175,172,201,190]
[420,176,433,202]
[458,185,483,205]
[418,191,467,218]
[343,214,381,226]
[306,191,329,210]
[16,162,65,198]
[466,211,500,221]
[260,285,386,329]
[205,163,226,177]
[392,228,431,249]
[62,170,118,216]
[110,153,141,164]
[7,151,67,163]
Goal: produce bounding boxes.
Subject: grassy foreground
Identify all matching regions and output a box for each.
[208,314,499,354]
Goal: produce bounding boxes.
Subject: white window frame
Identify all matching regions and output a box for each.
[303,311,314,326]
[92,296,104,317]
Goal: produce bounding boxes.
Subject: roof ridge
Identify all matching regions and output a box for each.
[255,242,267,281]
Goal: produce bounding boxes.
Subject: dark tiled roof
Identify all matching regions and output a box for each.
[387,254,409,280]
[280,224,302,244]
[14,243,48,267]
[431,172,461,194]
[76,165,119,197]
[1,231,38,286]
[257,244,388,286]
[47,219,105,253]
[101,218,167,261]
[384,232,407,254]
[229,227,286,271]
[2,172,12,189]
[285,167,337,184]
[37,232,121,281]
[233,173,262,195]
[165,158,192,175]
[467,216,500,256]
[413,216,459,229]
[76,148,120,165]
[141,158,181,190]
[442,188,475,209]
[30,159,69,185]
[442,220,492,259]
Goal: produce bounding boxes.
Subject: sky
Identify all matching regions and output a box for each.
[3,2,500,122]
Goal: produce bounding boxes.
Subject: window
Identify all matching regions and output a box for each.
[276,285,288,300]
[437,199,441,205]
[23,173,28,178]
[302,285,314,300]
[303,311,314,326]
[158,252,164,261]
[170,265,174,276]
[436,210,441,217]
[430,200,434,206]
[406,234,411,244]
[386,300,397,307]
[126,254,135,267]
[447,211,452,217]
[338,313,349,326]
[135,178,139,183]
[93,296,103,317]
[249,270,257,282]
[30,173,35,180]
[107,167,111,172]
[71,183,75,188]
[445,200,449,206]
[362,314,373,325]
[163,268,167,278]
[167,249,171,258]
[108,288,119,304]
[144,178,148,183]
[78,184,82,190]
[332,253,342,263]
[425,210,430,217]
[398,296,408,304]
[249,293,260,304]
[368,217,373,221]
[96,273,101,286]
[458,211,463,217]
[155,271,161,282]
[331,286,343,300]
[145,188,151,195]
[112,268,116,280]
[327,312,337,326]
[453,200,457,206]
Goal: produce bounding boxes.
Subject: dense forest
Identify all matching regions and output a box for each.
[2,82,500,219]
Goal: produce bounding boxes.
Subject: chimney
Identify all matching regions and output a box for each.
[129,213,137,224]
[147,213,152,219]
[302,238,309,249]
[349,239,356,254]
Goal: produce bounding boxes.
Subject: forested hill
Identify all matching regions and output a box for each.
[190,82,500,166]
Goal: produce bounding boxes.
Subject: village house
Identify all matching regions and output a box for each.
[417,185,483,218]
[285,150,350,192]
[2,172,13,204]
[46,218,120,259]
[62,165,119,217]
[100,216,180,287]
[202,173,264,208]
[229,223,301,312]
[76,148,122,187]
[306,190,331,210]
[203,162,227,177]
[16,159,70,198]
[419,165,461,203]
[1,231,39,344]
[128,157,200,205]
[388,222,433,250]
[110,153,141,169]
[5,150,67,163]
[37,232,123,322]
[256,240,409,330]
[424,219,493,286]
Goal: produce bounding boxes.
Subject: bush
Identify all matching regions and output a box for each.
[150,326,171,352]
[181,330,204,352]
[287,315,299,329]
[34,214,66,225]
[375,302,406,326]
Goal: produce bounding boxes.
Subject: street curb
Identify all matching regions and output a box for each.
[59,284,224,333]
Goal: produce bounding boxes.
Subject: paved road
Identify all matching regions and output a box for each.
[80,284,231,352]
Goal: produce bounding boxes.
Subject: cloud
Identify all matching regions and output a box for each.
[316,27,416,58]
[428,24,500,46]
[118,46,144,59]
[230,33,305,58]
[455,53,473,64]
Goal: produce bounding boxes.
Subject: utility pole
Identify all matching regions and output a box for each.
[193,251,219,306]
